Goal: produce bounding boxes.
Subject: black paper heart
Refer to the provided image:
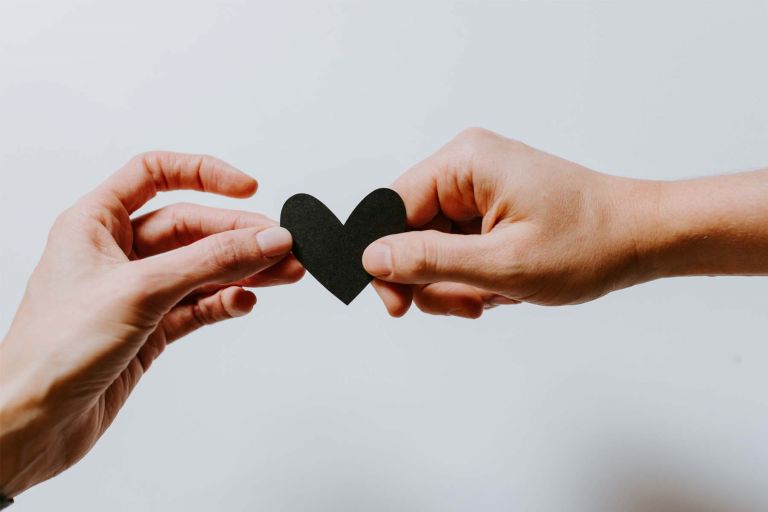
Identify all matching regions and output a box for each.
[280,188,407,305]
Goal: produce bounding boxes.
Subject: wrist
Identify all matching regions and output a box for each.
[599,176,666,288]
[0,340,50,499]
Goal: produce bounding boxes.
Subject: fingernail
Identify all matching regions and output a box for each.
[256,227,293,257]
[488,294,517,305]
[363,243,392,276]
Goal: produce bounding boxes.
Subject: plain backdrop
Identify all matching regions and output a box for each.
[1,1,767,511]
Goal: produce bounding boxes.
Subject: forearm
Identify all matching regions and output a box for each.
[635,169,768,280]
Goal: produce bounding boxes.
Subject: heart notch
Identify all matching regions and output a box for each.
[280,188,407,305]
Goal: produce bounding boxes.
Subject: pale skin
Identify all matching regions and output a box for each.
[0,152,304,497]
[363,127,768,317]
[2,131,768,499]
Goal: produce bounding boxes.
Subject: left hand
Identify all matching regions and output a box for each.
[0,152,304,497]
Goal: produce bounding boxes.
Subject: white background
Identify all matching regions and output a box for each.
[1,1,767,510]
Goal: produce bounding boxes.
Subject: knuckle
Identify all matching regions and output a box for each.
[133,150,172,165]
[130,151,164,187]
[191,303,214,327]
[457,126,494,141]
[232,212,262,230]
[395,233,433,279]
[193,154,212,174]
[130,151,159,171]
[137,342,163,373]
[232,214,249,230]
[216,292,236,320]
[449,127,500,166]
[454,127,497,149]
[127,152,147,168]
[207,235,245,274]
[165,202,199,225]
[191,293,233,327]
[420,233,441,274]
[166,203,197,246]
[452,127,528,162]
[130,151,181,190]
[171,201,196,213]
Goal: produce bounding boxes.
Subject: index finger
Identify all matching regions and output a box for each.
[95,151,258,214]
[392,129,489,228]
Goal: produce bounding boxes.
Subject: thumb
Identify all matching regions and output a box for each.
[134,226,293,305]
[362,230,504,289]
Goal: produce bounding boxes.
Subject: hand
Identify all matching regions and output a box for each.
[362,128,768,317]
[0,152,304,497]
[362,128,653,317]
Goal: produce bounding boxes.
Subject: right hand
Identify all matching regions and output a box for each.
[363,128,659,318]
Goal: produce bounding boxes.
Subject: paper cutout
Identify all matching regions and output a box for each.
[280,188,407,304]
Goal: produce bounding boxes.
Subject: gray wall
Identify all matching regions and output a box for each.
[1,1,766,510]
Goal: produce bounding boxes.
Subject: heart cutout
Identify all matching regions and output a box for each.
[280,188,407,304]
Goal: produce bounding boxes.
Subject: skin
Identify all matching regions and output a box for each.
[0,152,304,497]
[363,127,768,318]
[2,131,767,498]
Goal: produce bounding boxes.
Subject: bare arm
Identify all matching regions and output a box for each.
[362,128,768,317]
[638,169,768,279]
